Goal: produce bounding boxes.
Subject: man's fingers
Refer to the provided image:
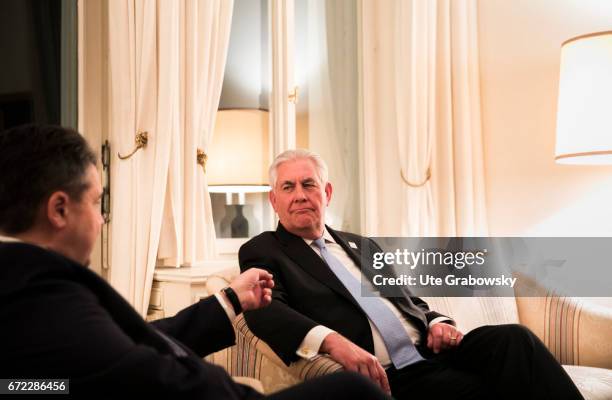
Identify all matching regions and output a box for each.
[432,331,442,353]
[344,363,359,373]
[357,363,371,380]
[365,361,378,382]
[375,361,391,394]
[428,323,464,353]
[259,279,274,289]
[359,359,387,393]
[446,328,462,347]
[442,331,452,349]
[254,268,273,281]
[446,331,455,348]
[454,332,464,346]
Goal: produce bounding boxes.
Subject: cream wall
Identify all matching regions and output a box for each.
[479,0,612,236]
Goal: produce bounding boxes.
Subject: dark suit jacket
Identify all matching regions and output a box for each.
[0,242,262,399]
[239,223,448,366]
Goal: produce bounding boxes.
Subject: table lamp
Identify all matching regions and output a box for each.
[556,31,612,164]
[207,109,270,237]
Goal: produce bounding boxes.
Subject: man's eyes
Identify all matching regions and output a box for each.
[281,182,316,191]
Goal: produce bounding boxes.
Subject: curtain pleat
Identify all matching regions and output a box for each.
[361,0,487,236]
[107,0,233,315]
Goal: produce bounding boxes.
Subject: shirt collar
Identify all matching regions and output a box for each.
[0,234,22,243]
[303,227,336,247]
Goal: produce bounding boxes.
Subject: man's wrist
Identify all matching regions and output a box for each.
[320,332,343,353]
[429,317,454,328]
[222,286,243,314]
[297,326,335,359]
[215,292,237,321]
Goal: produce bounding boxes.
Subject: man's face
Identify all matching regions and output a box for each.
[269,158,332,240]
[55,164,104,266]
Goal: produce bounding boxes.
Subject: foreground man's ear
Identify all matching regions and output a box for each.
[47,191,70,229]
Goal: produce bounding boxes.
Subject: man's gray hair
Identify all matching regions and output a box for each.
[269,149,329,188]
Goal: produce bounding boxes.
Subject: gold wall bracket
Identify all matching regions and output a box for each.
[118,131,148,160]
[288,86,299,104]
[197,148,208,172]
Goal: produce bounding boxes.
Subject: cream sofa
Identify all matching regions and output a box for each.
[206,276,612,399]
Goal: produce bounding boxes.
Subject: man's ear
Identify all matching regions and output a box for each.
[324,182,333,206]
[46,191,70,229]
[268,189,277,212]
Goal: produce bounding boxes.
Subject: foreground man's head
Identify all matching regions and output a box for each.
[0,124,103,266]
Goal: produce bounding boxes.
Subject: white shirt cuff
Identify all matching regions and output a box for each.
[429,316,454,327]
[214,292,237,323]
[296,325,335,359]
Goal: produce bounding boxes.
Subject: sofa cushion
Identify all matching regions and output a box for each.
[564,365,612,400]
[422,297,519,332]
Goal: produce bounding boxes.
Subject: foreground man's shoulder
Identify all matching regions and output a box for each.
[240,230,279,250]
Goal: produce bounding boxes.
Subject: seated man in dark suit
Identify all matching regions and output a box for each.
[0,124,390,400]
[239,149,585,400]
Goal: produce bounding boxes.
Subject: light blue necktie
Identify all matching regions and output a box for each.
[313,238,424,369]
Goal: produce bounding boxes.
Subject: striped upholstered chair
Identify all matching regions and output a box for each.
[207,275,612,398]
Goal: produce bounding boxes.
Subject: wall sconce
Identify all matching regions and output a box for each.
[556,31,612,164]
[207,109,270,237]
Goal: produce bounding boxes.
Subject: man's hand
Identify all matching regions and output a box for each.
[427,322,463,354]
[320,333,391,395]
[229,268,274,311]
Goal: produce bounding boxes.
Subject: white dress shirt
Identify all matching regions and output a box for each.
[296,228,449,367]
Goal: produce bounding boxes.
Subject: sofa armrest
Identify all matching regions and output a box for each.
[206,274,344,392]
[232,376,264,393]
[517,294,612,369]
[233,313,288,368]
[231,314,343,392]
[288,354,344,380]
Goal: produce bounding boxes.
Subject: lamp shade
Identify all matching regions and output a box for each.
[207,109,270,192]
[555,31,612,164]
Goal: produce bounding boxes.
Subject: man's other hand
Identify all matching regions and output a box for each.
[427,322,463,354]
[229,268,274,311]
[320,333,391,395]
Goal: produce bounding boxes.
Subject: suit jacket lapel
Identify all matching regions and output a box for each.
[326,227,364,271]
[275,224,428,332]
[275,223,361,310]
[327,227,429,331]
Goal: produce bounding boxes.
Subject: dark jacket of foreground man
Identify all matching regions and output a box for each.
[0,242,262,399]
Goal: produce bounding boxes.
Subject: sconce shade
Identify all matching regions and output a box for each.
[207,109,270,192]
[556,31,612,164]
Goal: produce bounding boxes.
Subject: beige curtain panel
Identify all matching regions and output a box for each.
[107,0,233,315]
[361,0,488,236]
[158,0,233,267]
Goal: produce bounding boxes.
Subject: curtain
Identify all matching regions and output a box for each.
[270,0,296,155]
[394,0,436,236]
[158,0,233,267]
[360,0,487,236]
[107,0,233,314]
[305,0,360,233]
